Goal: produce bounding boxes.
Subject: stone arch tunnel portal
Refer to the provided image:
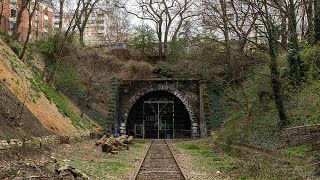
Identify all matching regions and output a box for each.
[126,91,191,139]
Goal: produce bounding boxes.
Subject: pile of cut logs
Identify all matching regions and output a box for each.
[95,135,133,154]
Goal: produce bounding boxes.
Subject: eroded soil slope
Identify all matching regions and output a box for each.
[0,38,94,137]
[0,84,52,139]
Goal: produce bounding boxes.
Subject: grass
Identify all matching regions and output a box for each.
[174,138,313,179]
[54,140,147,179]
[284,145,309,156]
[129,140,145,148]
[175,139,232,172]
[67,159,130,179]
[1,47,20,74]
[28,73,87,129]
[289,81,320,125]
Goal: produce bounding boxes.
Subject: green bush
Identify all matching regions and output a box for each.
[153,61,174,78]
[127,25,156,56]
[299,42,320,80]
[54,60,85,96]
[289,81,320,125]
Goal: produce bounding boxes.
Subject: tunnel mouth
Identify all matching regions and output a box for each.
[127,91,191,139]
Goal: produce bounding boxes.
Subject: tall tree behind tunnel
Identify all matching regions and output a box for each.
[201,0,289,127]
[287,0,305,85]
[120,0,199,58]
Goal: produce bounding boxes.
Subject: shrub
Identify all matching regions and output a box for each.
[153,61,174,78]
[299,43,320,80]
[121,60,153,79]
[127,25,156,56]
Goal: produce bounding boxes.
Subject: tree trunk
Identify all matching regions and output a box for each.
[219,0,233,81]
[19,24,31,60]
[269,35,288,128]
[79,28,84,46]
[59,0,64,32]
[19,0,37,60]
[287,0,304,85]
[157,23,163,60]
[164,28,169,54]
[306,0,314,43]
[0,0,4,26]
[12,0,30,40]
[280,13,288,48]
[315,0,320,43]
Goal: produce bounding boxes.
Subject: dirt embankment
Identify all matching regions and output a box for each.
[0,38,91,139]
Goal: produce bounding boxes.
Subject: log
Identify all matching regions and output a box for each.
[95,135,107,146]
[123,136,133,144]
[97,135,134,153]
[101,143,113,153]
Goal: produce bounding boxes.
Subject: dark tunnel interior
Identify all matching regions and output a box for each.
[127,91,191,139]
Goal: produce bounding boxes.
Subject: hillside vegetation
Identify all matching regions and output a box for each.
[0,36,99,139]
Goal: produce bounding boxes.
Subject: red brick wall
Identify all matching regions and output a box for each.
[0,0,10,33]
[47,10,53,35]
[0,0,53,41]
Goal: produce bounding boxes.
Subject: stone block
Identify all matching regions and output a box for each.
[0,140,11,150]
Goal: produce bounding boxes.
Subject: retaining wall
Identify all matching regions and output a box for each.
[0,132,102,151]
[284,124,320,150]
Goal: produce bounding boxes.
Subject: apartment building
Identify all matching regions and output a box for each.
[53,9,109,45]
[83,9,109,45]
[0,0,54,41]
[53,4,129,46]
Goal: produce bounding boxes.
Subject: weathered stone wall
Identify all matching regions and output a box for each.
[104,79,120,132]
[118,79,202,135]
[0,132,99,151]
[284,124,320,150]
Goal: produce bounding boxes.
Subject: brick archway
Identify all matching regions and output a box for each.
[122,84,197,125]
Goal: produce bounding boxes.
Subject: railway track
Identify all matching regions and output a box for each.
[134,139,187,180]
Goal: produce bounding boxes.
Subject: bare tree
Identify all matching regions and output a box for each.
[0,0,4,26]
[245,0,288,128]
[121,0,198,58]
[59,0,65,31]
[77,0,100,46]
[202,0,257,82]
[228,0,258,53]
[287,0,305,84]
[302,0,314,42]
[19,0,39,60]
[100,0,130,42]
[12,0,31,40]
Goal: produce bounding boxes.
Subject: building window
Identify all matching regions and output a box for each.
[10,0,16,4]
[10,9,17,18]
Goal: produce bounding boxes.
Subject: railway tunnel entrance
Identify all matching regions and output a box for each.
[127,91,191,139]
[118,80,203,139]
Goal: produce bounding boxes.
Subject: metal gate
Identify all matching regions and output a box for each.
[142,98,175,139]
